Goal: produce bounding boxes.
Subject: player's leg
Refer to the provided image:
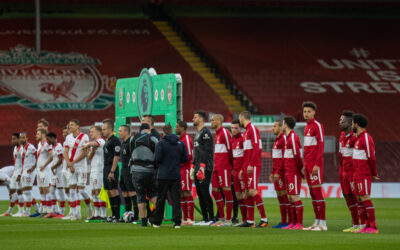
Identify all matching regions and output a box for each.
[221,169,234,226]
[131,171,148,226]
[125,170,138,221]
[211,170,225,225]
[250,166,268,228]
[355,177,378,234]
[342,175,360,232]
[180,168,188,224]
[149,179,168,227]
[233,172,247,226]
[1,188,16,216]
[16,188,25,216]
[64,171,78,220]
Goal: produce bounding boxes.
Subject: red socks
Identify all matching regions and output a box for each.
[181,197,188,221]
[223,190,234,221]
[238,199,247,222]
[363,200,377,229]
[357,202,367,225]
[212,191,225,219]
[246,196,255,223]
[293,200,303,225]
[278,195,289,224]
[345,194,359,226]
[253,194,267,220]
[186,196,195,221]
[290,203,297,224]
[311,187,326,220]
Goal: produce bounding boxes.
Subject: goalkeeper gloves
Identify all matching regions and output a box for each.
[196,163,206,181]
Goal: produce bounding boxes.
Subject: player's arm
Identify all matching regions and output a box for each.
[154,141,163,165]
[180,142,189,164]
[247,130,261,174]
[366,136,378,178]
[71,147,88,165]
[27,147,37,173]
[187,138,193,163]
[226,131,233,166]
[200,130,213,166]
[51,154,63,174]
[294,138,304,172]
[314,124,325,169]
[338,142,343,170]
[108,140,121,181]
[40,148,54,171]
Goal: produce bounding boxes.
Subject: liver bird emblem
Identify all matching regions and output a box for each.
[40,80,78,101]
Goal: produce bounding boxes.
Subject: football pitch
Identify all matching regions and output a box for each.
[0,198,399,250]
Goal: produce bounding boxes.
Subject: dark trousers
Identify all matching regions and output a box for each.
[151,179,181,225]
[194,169,214,221]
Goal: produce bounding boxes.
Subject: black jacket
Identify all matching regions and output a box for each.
[193,126,214,172]
[155,134,188,180]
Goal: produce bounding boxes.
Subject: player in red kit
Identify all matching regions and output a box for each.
[302,102,327,231]
[271,120,291,229]
[339,111,362,233]
[175,121,195,225]
[281,116,304,230]
[231,120,247,226]
[210,114,234,226]
[238,111,268,228]
[352,114,379,234]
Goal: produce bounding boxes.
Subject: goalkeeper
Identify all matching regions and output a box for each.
[192,111,215,225]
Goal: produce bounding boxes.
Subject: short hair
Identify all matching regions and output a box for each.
[275,119,283,126]
[353,114,368,128]
[120,124,131,134]
[69,119,80,126]
[46,132,57,139]
[239,111,251,120]
[12,133,19,138]
[37,128,47,135]
[90,125,102,133]
[341,110,354,119]
[302,101,317,111]
[213,114,224,123]
[231,119,240,125]
[20,132,28,137]
[177,120,187,130]
[63,125,68,130]
[194,110,207,121]
[37,118,49,127]
[102,119,114,131]
[143,115,155,126]
[283,116,296,129]
[163,124,173,135]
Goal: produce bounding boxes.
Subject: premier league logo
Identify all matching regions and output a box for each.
[137,68,153,120]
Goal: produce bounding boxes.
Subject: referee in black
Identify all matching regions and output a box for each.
[192,111,215,225]
[118,124,139,222]
[102,119,121,222]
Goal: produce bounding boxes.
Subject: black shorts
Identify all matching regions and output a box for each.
[131,171,157,203]
[103,168,119,191]
[120,167,135,192]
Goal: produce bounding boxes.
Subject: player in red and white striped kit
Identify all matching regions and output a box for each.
[338,111,362,232]
[231,120,247,226]
[281,116,305,230]
[302,101,327,231]
[238,111,269,228]
[352,114,379,234]
[175,121,195,225]
[271,120,291,229]
[210,114,234,226]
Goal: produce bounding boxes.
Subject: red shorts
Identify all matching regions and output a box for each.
[354,176,372,196]
[212,168,231,188]
[246,166,261,190]
[305,166,323,186]
[342,174,355,195]
[233,170,246,192]
[273,174,286,191]
[180,167,192,192]
[285,173,302,195]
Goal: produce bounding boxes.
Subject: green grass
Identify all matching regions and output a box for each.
[0,198,399,250]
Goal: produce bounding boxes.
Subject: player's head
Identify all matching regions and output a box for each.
[302,101,317,121]
[272,119,283,136]
[211,114,223,130]
[12,133,20,146]
[163,124,173,135]
[193,110,207,126]
[141,115,155,129]
[175,120,187,136]
[36,128,47,141]
[231,119,241,137]
[90,125,102,140]
[62,125,69,139]
[19,132,28,145]
[339,110,354,132]
[282,116,296,134]
[239,111,251,127]
[352,113,368,133]
[118,125,130,140]
[37,118,49,131]
[68,119,80,133]
[102,119,114,138]
[46,132,57,145]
